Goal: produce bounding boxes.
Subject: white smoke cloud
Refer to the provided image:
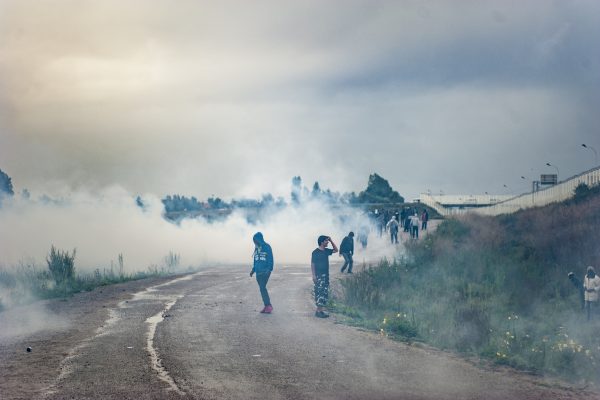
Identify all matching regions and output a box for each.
[0,186,398,272]
[0,302,70,342]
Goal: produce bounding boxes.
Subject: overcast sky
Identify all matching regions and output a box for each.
[1,0,599,201]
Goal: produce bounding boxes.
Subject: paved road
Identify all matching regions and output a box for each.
[1,265,591,399]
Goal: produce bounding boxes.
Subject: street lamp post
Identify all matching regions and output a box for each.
[582,144,598,166]
[521,176,531,192]
[545,162,559,182]
[521,176,534,204]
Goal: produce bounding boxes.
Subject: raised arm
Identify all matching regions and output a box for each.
[329,237,338,254]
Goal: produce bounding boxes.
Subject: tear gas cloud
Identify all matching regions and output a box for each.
[0,302,70,342]
[0,186,397,273]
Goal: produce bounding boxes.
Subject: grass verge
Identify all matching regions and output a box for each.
[332,187,600,384]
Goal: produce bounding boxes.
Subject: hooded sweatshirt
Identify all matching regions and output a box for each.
[252,232,274,274]
[584,267,600,302]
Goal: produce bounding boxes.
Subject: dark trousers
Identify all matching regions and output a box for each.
[314,274,329,307]
[422,220,427,230]
[390,230,398,244]
[341,253,353,272]
[256,271,271,306]
[411,226,419,239]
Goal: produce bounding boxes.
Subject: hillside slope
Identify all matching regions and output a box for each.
[336,185,600,384]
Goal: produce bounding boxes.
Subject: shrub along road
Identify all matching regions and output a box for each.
[0,265,593,399]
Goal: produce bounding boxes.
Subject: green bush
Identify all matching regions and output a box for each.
[381,313,418,339]
[340,258,401,309]
[46,246,76,285]
[453,304,491,351]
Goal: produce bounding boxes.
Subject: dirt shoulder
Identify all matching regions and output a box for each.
[0,275,179,400]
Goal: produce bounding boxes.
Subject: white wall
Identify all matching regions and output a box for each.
[420,166,600,217]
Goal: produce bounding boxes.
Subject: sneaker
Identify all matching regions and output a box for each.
[315,311,329,318]
[347,271,353,274]
[340,267,346,273]
[263,305,273,314]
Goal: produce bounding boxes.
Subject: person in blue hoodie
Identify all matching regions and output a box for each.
[250,232,274,314]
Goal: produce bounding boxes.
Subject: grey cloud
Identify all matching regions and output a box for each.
[0,0,598,200]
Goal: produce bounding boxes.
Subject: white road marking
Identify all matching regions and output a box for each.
[146,297,185,396]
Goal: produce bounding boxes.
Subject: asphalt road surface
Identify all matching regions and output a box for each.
[0,265,594,399]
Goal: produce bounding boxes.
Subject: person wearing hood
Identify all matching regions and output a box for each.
[250,232,274,314]
[583,266,600,321]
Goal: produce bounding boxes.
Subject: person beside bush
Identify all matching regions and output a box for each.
[583,266,600,321]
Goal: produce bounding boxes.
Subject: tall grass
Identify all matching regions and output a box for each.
[334,188,600,383]
[0,248,184,311]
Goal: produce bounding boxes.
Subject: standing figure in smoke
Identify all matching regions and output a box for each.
[421,209,429,230]
[386,215,399,244]
[339,231,354,273]
[568,272,585,311]
[250,232,274,314]
[311,235,338,318]
[403,208,411,233]
[357,224,369,249]
[583,266,600,321]
[410,212,420,239]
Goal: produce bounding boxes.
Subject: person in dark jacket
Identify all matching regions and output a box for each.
[311,235,338,318]
[250,232,274,314]
[403,210,411,233]
[339,232,354,273]
[421,210,429,230]
[568,272,585,310]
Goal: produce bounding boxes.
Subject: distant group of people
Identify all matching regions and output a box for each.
[373,207,428,244]
[568,266,600,321]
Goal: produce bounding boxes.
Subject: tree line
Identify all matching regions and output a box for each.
[161,173,405,213]
[0,167,406,212]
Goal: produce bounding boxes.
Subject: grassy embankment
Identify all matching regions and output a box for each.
[332,184,600,384]
[0,248,183,311]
